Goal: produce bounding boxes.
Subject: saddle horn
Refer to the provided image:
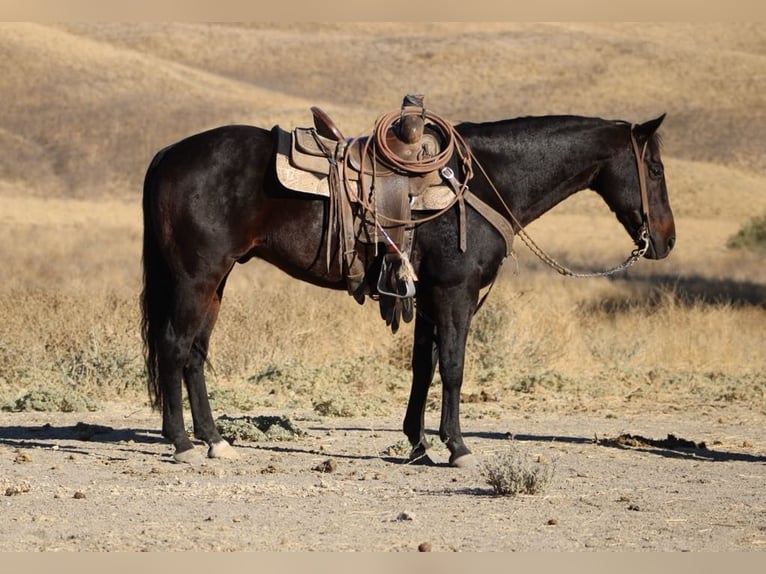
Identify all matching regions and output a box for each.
[397,94,426,144]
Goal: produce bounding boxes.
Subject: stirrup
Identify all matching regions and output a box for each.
[377,256,416,298]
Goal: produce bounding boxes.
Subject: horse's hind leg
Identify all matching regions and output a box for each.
[157,293,203,462]
[158,275,227,463]
[183,272,239,459]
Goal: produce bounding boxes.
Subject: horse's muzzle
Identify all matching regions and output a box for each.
[645,228,676,260]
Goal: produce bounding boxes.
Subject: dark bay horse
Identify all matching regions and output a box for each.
[141,112,675,466]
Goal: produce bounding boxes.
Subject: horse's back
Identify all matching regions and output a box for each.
[146,124,273,182]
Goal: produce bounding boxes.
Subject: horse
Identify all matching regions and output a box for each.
[140,110,675,467]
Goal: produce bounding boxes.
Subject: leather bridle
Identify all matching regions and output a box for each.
[629,126,651,252]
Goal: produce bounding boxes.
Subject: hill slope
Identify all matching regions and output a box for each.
[0,22,764,220]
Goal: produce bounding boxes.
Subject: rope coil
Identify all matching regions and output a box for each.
[350,107,474,227]
[371,108,469,176]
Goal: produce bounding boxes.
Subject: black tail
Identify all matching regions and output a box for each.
[140,147,173,410]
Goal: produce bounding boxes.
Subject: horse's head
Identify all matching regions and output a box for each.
[593,115,676,260]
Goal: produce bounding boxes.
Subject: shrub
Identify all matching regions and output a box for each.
[481,442,555,496]
[727,213,766,252]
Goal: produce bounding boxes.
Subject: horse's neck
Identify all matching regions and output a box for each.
[462,117,614,228]
[516,162,600,227]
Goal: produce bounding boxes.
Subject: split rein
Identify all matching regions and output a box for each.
[348,109,651,279]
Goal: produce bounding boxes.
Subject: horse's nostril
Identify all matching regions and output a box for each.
[667,236,676,251]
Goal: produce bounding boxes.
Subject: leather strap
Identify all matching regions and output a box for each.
[440,167,515,256]
[463,191,515,257]
[629,128,650,228]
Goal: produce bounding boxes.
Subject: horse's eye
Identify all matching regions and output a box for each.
[648,163,664,178]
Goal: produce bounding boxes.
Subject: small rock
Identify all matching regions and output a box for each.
[418,541,432,552]
[73,491,86,499]
[396,511,414,521]
[13,451,32,464]
[313,459,336,473]
[547,518,559,525]
[5,481,31,496]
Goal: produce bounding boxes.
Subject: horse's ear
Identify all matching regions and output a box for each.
[633,113,666,141]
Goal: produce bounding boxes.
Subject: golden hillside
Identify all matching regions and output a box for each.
[1,22,763,215]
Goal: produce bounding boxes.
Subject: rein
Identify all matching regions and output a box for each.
[469,125,652,278]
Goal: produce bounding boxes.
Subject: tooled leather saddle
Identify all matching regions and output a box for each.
[273,95,515,332]
[274,96,454,332]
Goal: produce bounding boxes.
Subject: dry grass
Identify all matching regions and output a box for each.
[481,442,556,496]
[0,23,763,419]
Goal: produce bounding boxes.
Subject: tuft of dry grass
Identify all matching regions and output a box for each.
[481,442,555,496]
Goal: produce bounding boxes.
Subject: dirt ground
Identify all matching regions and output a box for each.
[1,401,764,551]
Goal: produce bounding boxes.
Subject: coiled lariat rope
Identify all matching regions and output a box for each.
[372,108,470,176]
[349,107,474,226]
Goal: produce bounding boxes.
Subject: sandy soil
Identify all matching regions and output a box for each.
[2,401,764,551]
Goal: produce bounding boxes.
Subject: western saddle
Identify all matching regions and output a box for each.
[273,95,514,332]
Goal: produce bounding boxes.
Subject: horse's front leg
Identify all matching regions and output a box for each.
[433,284,478,468]
[403,311,438,464]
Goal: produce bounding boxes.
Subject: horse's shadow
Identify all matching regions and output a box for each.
[0,421,166,458]
[2,421,763,465]
[300,425,766,464]
[465,430,766,464]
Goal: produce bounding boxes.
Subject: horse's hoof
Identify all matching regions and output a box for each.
[449,453,478,469]
[208,440,239,459]
[173,447,205,464]
[407,444,435,466]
